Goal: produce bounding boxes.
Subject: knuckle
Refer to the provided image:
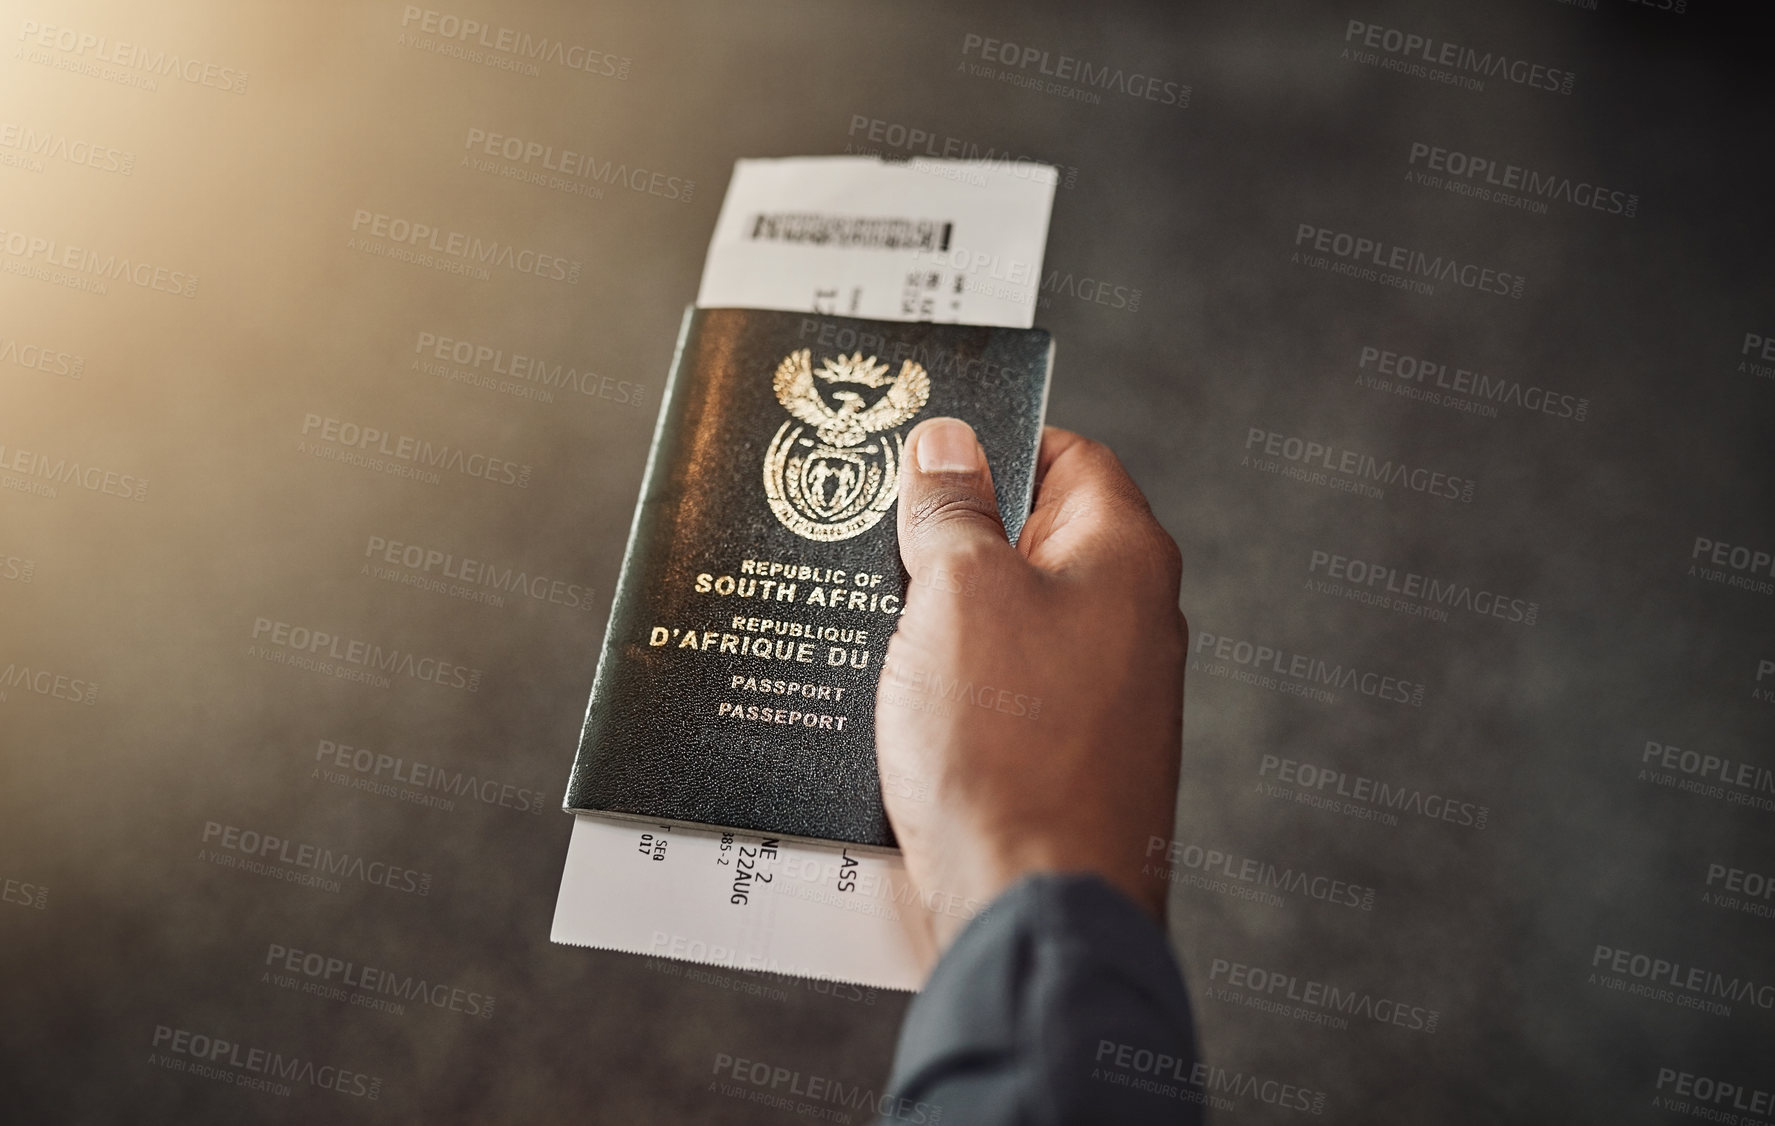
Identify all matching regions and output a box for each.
[1078,436,1130,479]
[936,536,1008,577]
[905,486,1006,535]
[1083,441,1156,513]
[1153,527,1184,588]
[1109,523,1181,587]
[1070,434,1114,464]
[1147,518,1182,562]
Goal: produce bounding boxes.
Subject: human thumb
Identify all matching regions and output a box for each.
[894,418,1016,581]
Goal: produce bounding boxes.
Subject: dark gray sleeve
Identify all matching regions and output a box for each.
[879,873,1202,1126]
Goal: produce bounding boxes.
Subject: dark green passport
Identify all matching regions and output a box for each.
[564,307,1053,846]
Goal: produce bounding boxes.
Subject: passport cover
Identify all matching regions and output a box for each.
[564,306,1053,846]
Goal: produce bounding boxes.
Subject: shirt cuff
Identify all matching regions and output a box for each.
[881,872,1200,1126]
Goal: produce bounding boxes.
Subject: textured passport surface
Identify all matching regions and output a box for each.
[565,307,1052,845]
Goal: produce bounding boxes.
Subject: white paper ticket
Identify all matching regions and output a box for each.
[552,814,941,991]
[696,156,1057,329]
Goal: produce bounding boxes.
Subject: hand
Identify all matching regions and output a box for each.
[876,417,1187,953]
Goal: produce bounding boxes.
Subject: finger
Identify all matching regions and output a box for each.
[1035,424,1089,485]
[894,418,1020,581]
[1020,428,1180,588]
[1023,428,1156,543]
[1035,426,1156,517]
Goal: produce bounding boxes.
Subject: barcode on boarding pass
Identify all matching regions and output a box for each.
[747,213,954,252]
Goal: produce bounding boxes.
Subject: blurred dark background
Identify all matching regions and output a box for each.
[2,0,1770,1121]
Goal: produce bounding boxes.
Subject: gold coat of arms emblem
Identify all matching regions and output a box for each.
[764,349,930,542]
